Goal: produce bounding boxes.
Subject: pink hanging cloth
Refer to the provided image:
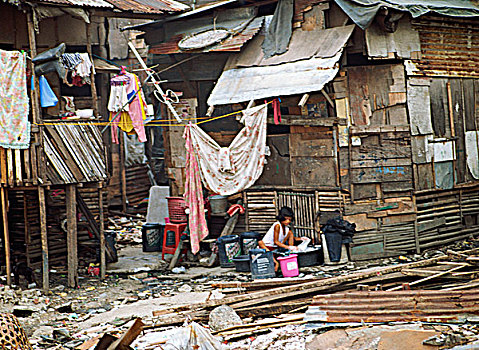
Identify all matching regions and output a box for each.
[183,124,209,254]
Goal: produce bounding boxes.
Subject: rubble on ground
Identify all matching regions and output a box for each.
[2,237,479,349]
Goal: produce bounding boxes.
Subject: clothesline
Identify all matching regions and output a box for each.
[32,100,275,127]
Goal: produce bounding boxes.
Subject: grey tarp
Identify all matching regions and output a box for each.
[334,0,479,29]
[262,0,293,58]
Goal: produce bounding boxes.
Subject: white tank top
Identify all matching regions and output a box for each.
[262,221,289,248]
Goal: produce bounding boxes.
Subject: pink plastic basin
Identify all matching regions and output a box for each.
[278,254,299,277]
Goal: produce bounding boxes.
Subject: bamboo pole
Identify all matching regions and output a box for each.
[38,186,49,291]
[1,187,11,286]
[66,184,78,288]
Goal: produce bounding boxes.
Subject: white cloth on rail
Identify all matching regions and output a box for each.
[187,104,268,195]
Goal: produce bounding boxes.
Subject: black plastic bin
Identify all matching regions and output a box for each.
[249,249,275,279]
[239,231,262,255]
[324,231,343,262]
[141,223,164,252]
[232,255,250,272]
[217,235,241,268]
[297,247,323,267]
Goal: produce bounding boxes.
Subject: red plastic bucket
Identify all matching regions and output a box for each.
[166,197,187,223]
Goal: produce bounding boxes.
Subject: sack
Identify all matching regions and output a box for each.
[34,60,67,81]
[32,43,65,64]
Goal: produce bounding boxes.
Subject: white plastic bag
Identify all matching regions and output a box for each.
[163,321,225,350]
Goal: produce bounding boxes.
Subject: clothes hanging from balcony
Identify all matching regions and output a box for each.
[0,49,30,149]
[108,71,147,143]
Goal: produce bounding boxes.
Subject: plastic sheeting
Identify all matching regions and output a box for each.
[334,0,479,29]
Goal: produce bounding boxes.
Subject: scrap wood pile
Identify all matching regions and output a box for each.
[145,247,479,331]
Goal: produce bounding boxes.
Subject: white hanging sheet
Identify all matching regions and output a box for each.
[188,104,268,195]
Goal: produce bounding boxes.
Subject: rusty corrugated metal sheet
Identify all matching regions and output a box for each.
[106,0,189,13]
[306,290,479,323]
[33,0,113,7]
[27,0,188,12]
[149,16,264,54]
[407,15,479,77]
[43,123,108,184]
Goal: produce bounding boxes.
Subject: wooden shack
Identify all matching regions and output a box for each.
[133,0,479,259]
[0,0,189,290]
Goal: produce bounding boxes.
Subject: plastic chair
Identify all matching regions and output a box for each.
[162,223,188,259]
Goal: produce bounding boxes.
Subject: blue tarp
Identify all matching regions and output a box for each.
[334,0,479,29]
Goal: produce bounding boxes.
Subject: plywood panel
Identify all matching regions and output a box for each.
[256,135,291,186]
[416,163,434,190]
[291,157,336,187]
[289,134,334,157]
[351,165,412,183]
[450,79,466,183]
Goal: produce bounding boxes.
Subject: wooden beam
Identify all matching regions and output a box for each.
[119,132,127,212]
[0,148,6,185]
[86,22,99,117]
[1,187,11,286]
[99,185,106,279]
[66,184,78,288]
[38,186,49,291]
[27,10,42,185]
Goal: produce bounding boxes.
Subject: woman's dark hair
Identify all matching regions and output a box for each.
[276,206,294,222]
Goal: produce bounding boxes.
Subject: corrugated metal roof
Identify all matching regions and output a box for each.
[149,16,264,54]
[207,25,355,105]
[33,0,114,7]
[44,123,108,184]
[21,0,189,13]
[207,50,342,105]
[106,0,189,13]
[306,290,479,323]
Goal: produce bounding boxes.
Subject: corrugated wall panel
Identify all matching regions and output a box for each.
[409,16,479,77]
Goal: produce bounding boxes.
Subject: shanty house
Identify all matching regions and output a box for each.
[132,0,479,260]
[0,0,189,290]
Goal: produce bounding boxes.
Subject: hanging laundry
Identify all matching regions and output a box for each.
[108,84,133,137]
[108,71,148,143]
[187,104,268,196]
[39,75,58,108]
[61,53,82,70]
[75,53,94,78]
[184,125,209,254]
[0,49,30,149]
[60,52,94,86]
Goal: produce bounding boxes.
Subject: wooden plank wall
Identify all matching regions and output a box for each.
[415,185,479,250]
[4,185,106,270]
[244,190,343,241]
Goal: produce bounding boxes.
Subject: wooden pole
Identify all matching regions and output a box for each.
[1,187,11,286]
[27,10,41,185]
[66,184,78,288]
[38,186,49,291]
[98,183,106,279]
[119,132,127,212]
[85,22,99,117]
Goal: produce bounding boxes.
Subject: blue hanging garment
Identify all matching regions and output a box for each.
[39,75,58,108]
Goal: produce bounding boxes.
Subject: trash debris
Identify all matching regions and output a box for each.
[208,305,243,332]
[163,321,224,350]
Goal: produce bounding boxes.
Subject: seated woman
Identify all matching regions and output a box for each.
[261,206,307,252]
